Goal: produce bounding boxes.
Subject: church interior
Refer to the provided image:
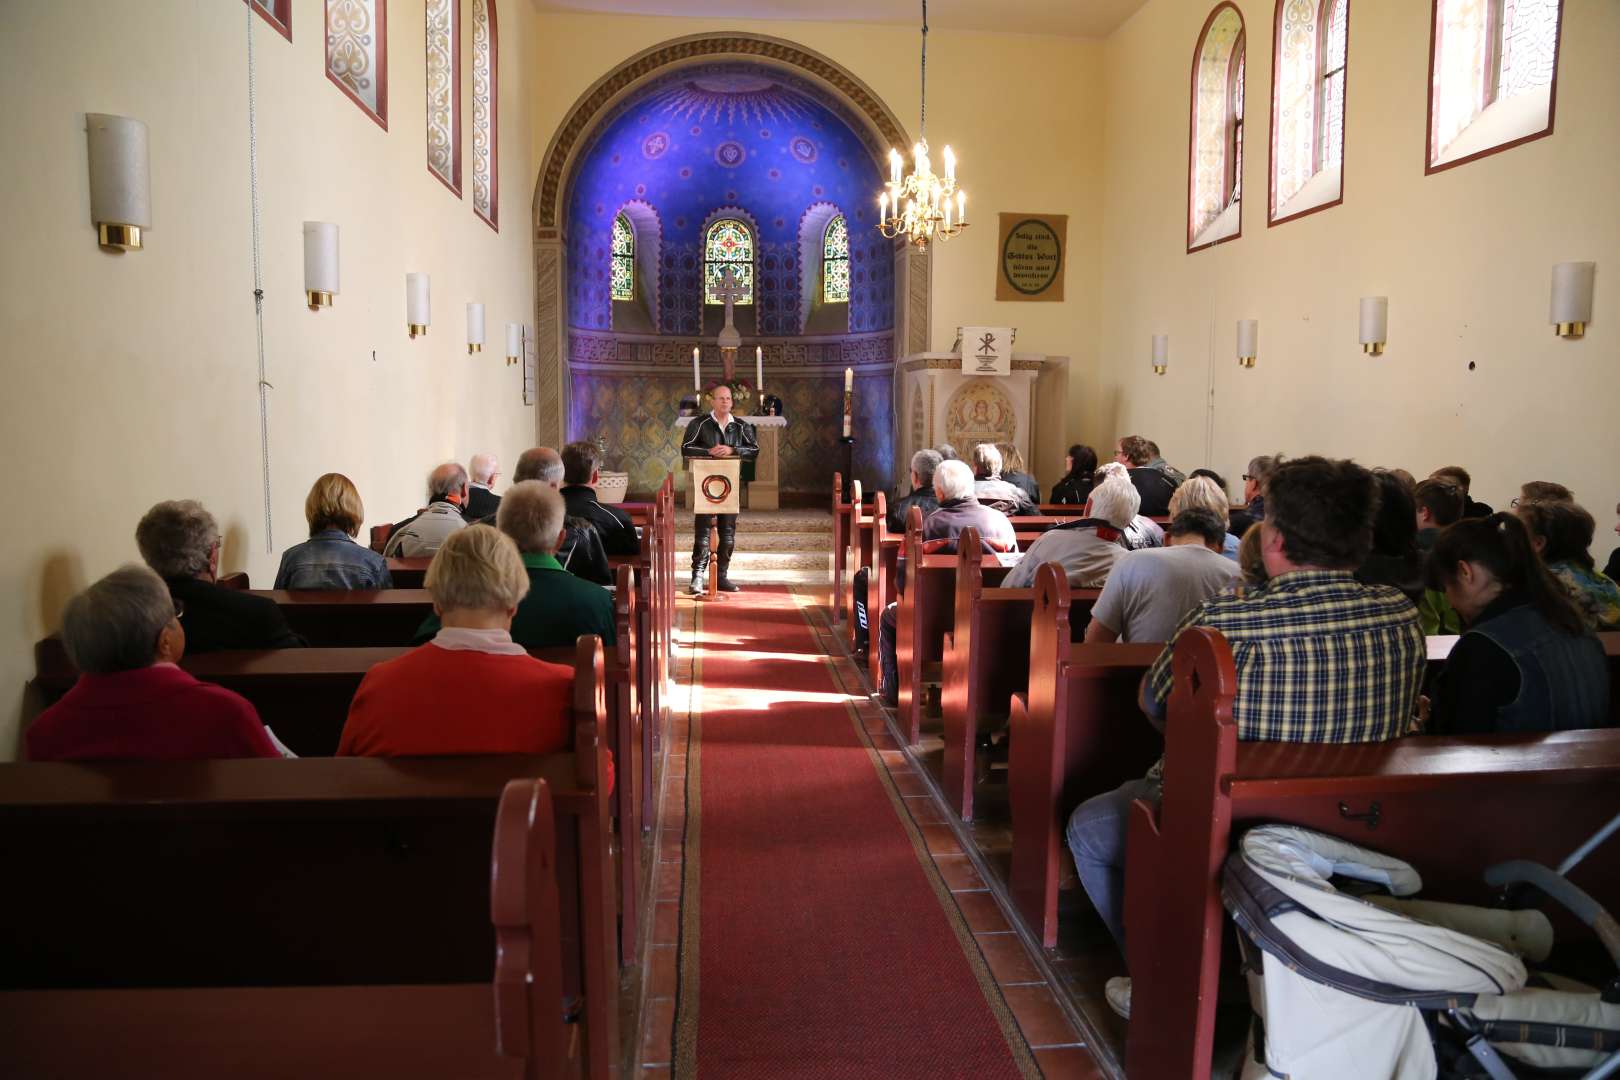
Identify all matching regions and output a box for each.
[3,0,1619,1077]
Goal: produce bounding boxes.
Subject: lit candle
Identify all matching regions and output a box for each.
[755,345,763,396]
[943,145,956,183]
[844,366,853,393]
[890,148,902,185]
[692,345,700,391]
[879,191,888,226]
[843,366,854,438]
[956,190,966,224]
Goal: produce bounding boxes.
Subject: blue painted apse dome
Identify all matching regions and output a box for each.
[566,64,894,336]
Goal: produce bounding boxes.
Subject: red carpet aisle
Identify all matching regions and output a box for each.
[671,586,1037,1079]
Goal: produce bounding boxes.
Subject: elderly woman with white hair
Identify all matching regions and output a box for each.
[1001,477,1141,590]
[339,526,606,773]
[137,499,304,653]
[28,565,280,761]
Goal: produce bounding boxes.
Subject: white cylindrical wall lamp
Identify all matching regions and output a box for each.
[86,113,152,252]
[1551,262,1596,338]
[1360,296,1388,355]
[505,322,523,366]
[302,222,339,308]
[1237,319,1259,368]
[1151,334,1169,375]
[467,303,485,354]
[406,273,430,338]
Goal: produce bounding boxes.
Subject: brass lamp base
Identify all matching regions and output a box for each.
[1556,321,1587,339]
[98,223,143,251]
[1152,365,1167,376]
[468,343,482,354]
[1238,356,1256,368]
[1362,342,1385,355]
[307,290,334,309]
[408,324,428,338]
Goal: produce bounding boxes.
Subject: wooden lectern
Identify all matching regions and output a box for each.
[691,458,741,601]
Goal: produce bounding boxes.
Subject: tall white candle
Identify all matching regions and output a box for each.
[844,367,853,393]
[842,367,853,438]
[693,346,700,391]
[755,345,763,395]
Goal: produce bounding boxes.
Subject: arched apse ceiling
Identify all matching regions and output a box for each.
[565,62,893,336]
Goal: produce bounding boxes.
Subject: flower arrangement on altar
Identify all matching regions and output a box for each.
[702,378,753,413]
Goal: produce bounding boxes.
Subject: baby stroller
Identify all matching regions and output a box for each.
[1221,821,1620,1079]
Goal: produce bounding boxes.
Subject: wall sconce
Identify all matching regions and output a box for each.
[1236,319,1258,368]
[302,222,339,308]
[505,322,523,366]
[1359,296,1388,355]
[1151,334,1169,375]
[466,303,485,354]
[86,113,151,252]
[406,273,430,338]
[1551,262,1596,338]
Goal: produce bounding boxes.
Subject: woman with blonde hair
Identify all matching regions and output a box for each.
[1168,475,1239,560]
[997,442,1040,504]
[338,526,607,774]
[274,473,393,589]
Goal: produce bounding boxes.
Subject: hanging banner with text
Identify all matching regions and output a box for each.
[996,213,1067,302]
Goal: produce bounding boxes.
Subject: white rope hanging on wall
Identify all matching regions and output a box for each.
[246,1,275,553]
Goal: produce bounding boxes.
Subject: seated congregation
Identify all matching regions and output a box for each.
[841,437,1620,1069]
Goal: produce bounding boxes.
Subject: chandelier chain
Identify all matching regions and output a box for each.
[920,0,927,139]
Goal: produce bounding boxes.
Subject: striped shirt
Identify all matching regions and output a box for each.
[1144,571,1424,774]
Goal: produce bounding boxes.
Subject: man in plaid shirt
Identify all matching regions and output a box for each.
[1065,456,1425,1019]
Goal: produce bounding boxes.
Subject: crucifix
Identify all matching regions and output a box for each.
[712,266,748,380]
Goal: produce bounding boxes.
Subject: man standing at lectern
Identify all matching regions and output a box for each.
[682,384,758,594]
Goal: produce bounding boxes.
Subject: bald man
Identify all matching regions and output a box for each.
[465,452,502,520]
[384,462,470,557]
[493,446,611,586]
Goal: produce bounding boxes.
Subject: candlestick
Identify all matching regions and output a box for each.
[844,367,853,393]
[693,346,700,391]
[755,345,763,396]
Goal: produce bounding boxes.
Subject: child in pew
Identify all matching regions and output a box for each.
[1425,513,1610,734]
[340,525,614,791]
[28,566,285,762]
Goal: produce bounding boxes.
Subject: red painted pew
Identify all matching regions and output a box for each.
[1123,627,1620,1079]
[0,637,620,1080]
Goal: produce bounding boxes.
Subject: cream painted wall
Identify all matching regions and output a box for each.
[1096,0,1620,515]
[0,0,541,757]
[524,12,1107,482]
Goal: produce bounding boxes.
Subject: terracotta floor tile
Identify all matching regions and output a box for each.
[638,996,675,1066]
[652,901,679,945]
[903,796,949,825]
[656,860,682,901]
[932,854,986,892]
[645,944,678,1000]
[889,770,929,797]
[975,931,1044,984]
[1000,982,1083,1049]
[1032,1045,1106,1079]
[868,730,902,752]
[878,749,909,770]
[918,823,964,856]
[952,889,1012,934]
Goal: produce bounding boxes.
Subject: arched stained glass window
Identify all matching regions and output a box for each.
[1428,0,1562,172]
[611,213,634,302]
[1189,4,1247,251]
[823,215,849,304]
[1268,0,1348,224]
[705,219,753,305]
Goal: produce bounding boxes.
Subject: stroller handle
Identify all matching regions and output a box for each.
[1483,859,1620,970]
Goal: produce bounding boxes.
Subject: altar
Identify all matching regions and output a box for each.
[672,414,787,510]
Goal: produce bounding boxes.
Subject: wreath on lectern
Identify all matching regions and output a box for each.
[701,474,734,504]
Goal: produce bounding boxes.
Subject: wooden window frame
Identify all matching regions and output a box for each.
[1266,0,1351,228]
[1187,2,1247,254]
[472,0,499,232]
[1424,0,1565,176]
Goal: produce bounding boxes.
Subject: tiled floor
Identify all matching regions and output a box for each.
[630,589,1109,1079]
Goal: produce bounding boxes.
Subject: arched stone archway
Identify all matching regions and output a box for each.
[529,32,933,453]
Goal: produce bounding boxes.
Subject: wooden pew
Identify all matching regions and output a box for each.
[1007,565,1165,945]
[894,508,1013,745]
[940,539,1102,823]
[1123,626,1620,1080]
[867,491,902,685]
[846,480,874,647]
[387,556,431,589]
[252,588,432,646]
[831,472,850,621]
[0,638,620,1080]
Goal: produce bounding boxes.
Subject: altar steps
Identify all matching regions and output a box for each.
[673,509,833,585]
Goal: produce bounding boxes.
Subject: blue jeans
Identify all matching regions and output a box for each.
[1065,777,1161,957]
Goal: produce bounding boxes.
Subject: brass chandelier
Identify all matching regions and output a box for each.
[877,0,967,248]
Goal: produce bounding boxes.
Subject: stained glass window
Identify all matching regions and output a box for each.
[611,213,634,302]
[326,0,388,130]
[823,216,849,304]
[1429,0,1561,168]
[1189,5,1246,248]
[1319,0,1348,170]
[705,219,753,305]
[1269,0,1347,221]
[425,0,459,194]
[471,0,498,229]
